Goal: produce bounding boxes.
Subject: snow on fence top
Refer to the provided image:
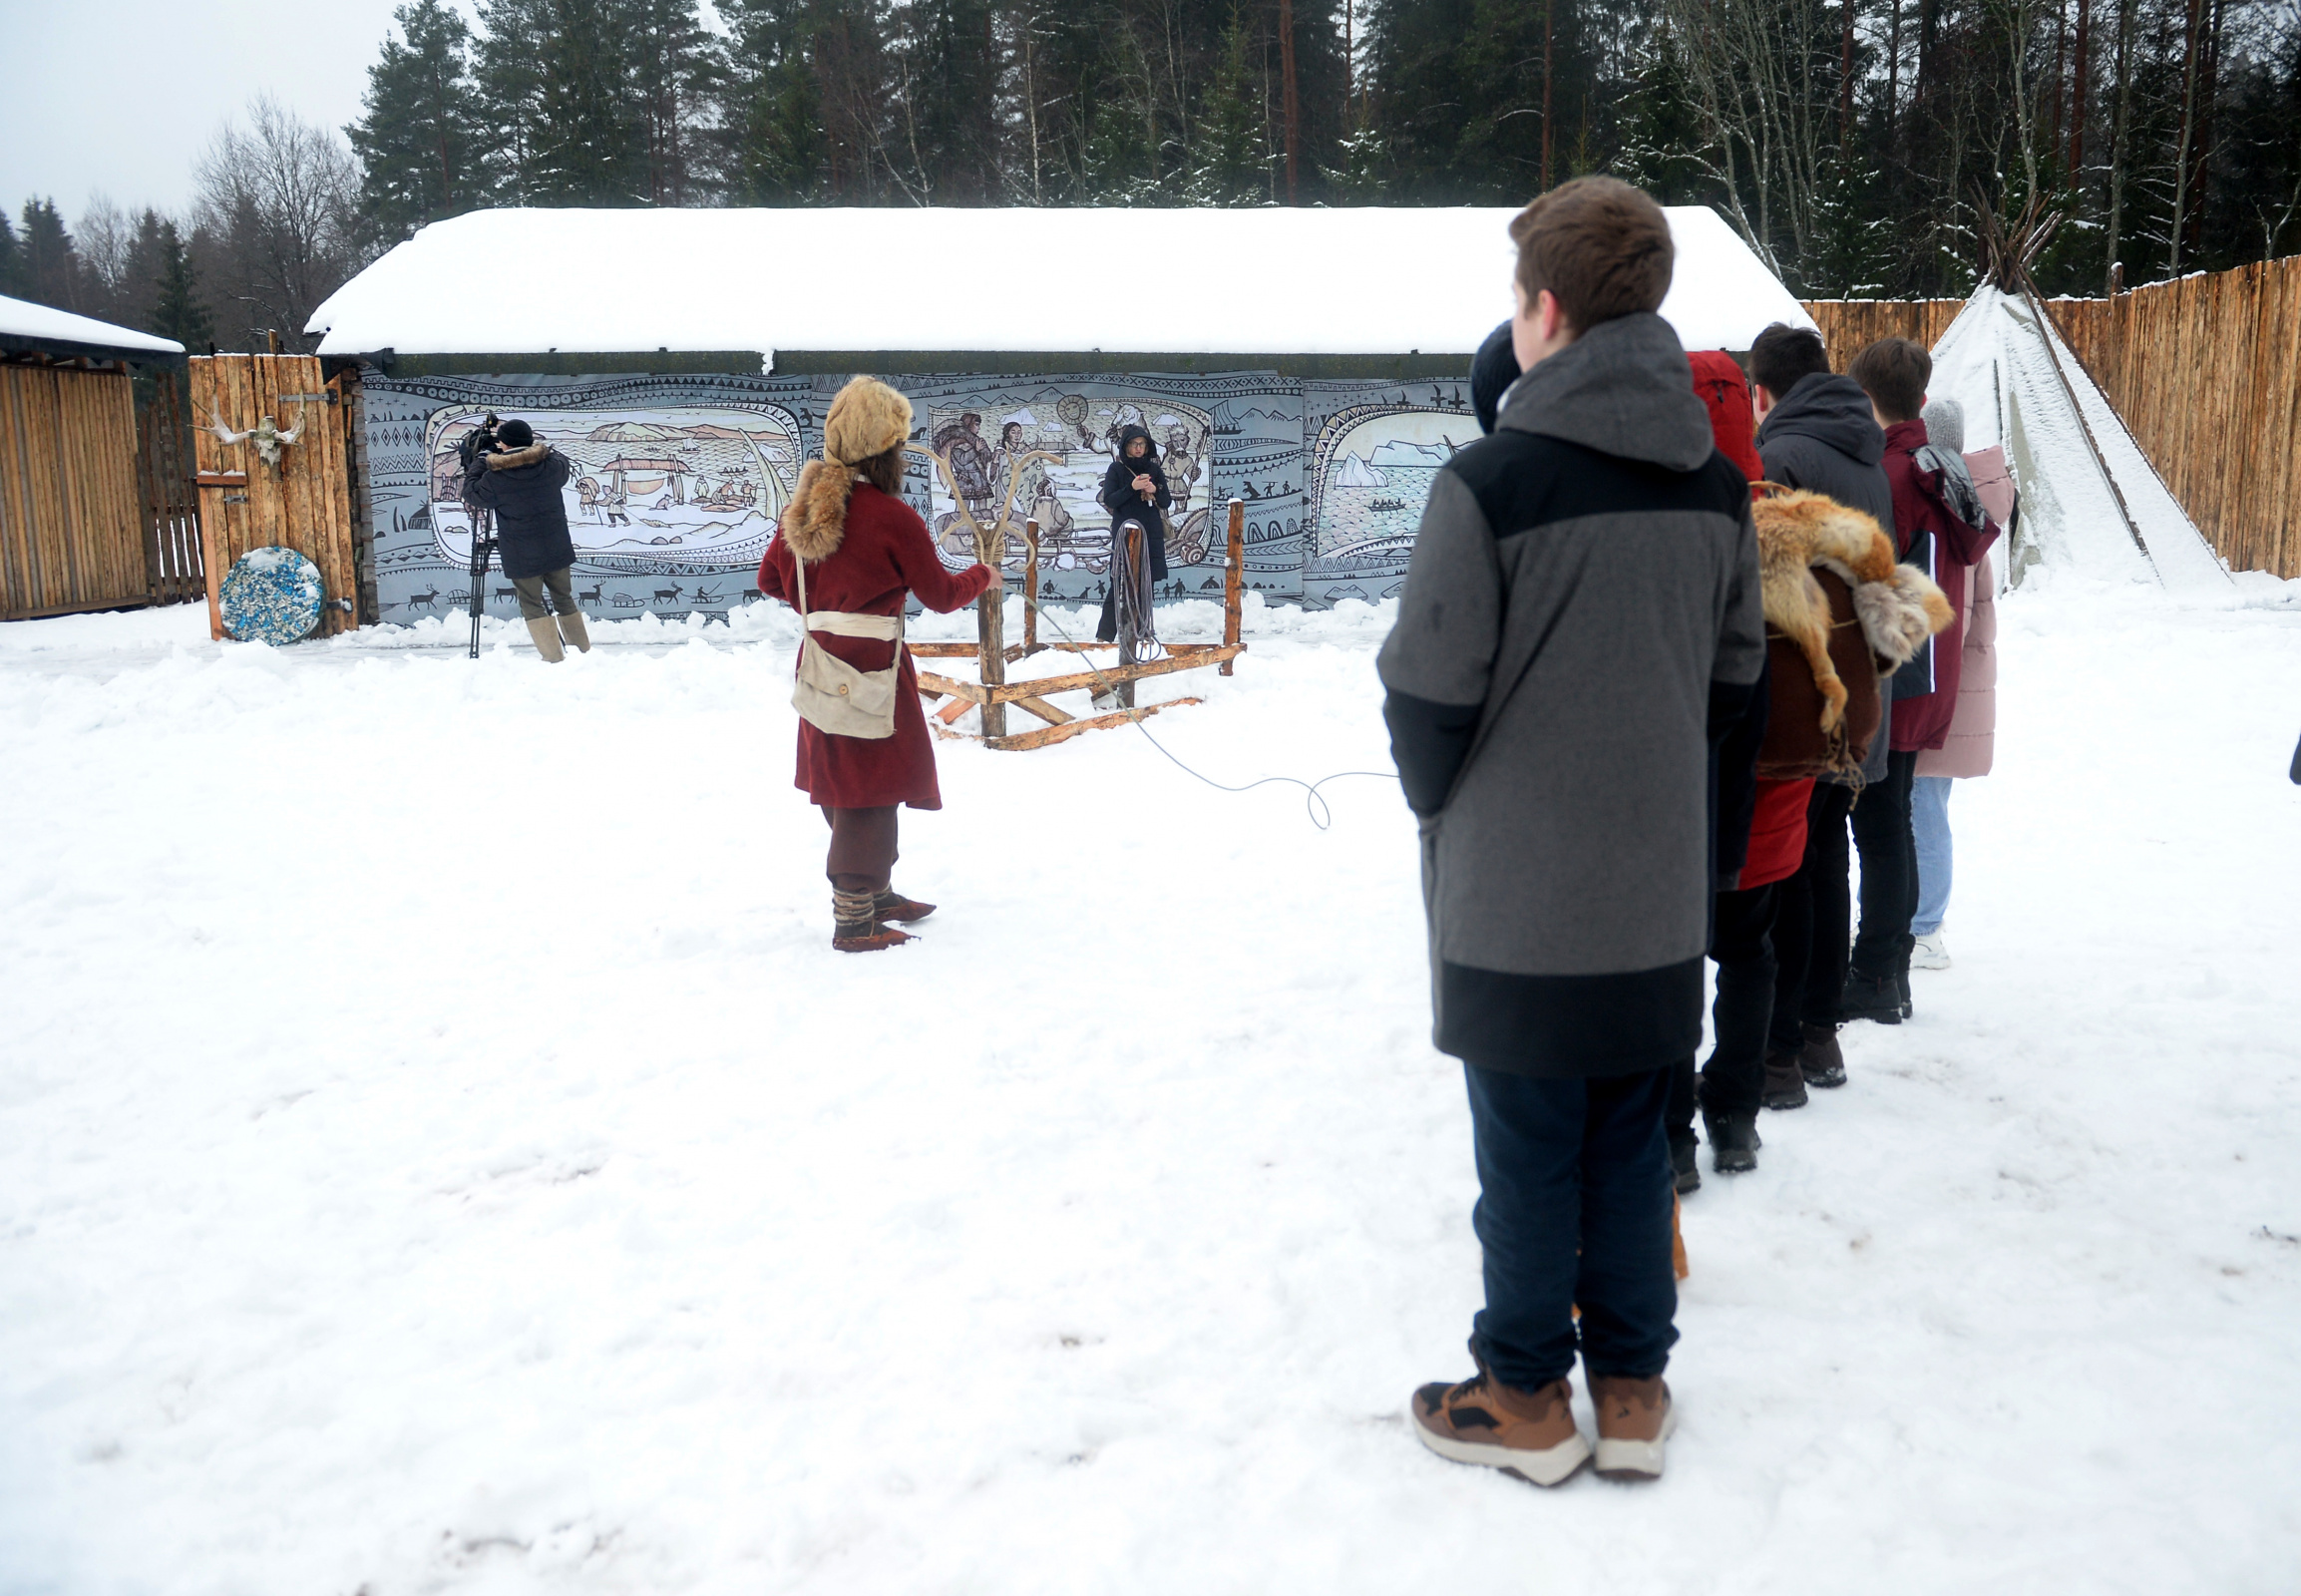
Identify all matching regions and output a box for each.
[0,293,186,356]
[305,206,1813,363]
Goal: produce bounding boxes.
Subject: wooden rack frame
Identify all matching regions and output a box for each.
[911,496,1247,752]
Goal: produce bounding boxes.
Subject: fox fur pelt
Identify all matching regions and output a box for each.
[1753,488,1955,734]
[780,376,916,563]
[781,459,860,563]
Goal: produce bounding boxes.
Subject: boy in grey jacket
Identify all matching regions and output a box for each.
[1383,178,1765,1485]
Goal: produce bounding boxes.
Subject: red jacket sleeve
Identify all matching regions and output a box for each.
[886,500,996,613]
[757,535,792,602]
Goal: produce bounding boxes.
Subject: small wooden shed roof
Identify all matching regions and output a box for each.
[0,293,187,365]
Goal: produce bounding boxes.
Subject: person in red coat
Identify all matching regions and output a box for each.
[1669,352,1803,1186]
[757,376,996,951]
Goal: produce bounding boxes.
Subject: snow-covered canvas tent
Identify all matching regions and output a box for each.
[307,206,1812,621]
[1927,288,2228,593]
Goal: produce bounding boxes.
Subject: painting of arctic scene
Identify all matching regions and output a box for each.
[1310,405,1474,571]
[421,404,802,572]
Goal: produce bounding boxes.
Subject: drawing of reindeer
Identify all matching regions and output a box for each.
[652,585,684,604]
[406,587,442,610]
[494,587,518,603]
[577,582,602,604]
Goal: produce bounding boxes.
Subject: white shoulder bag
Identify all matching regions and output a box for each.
[789,555,905,739]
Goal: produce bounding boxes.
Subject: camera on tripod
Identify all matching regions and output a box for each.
[460,413,504,659]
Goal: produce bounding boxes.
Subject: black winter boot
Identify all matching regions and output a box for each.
[1704,1112,1760,1174]
[1669,1132,1702,1195]
[1761,1049,1810,1110]
[1800,1022,1848,1088]
[1838,969,1903,1024]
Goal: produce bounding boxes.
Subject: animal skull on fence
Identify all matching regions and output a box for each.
[210,399,306,469]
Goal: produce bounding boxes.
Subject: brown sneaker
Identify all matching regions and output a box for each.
[1589,1375,1676,1480]
[1761,1048,1809,1109]
[1800,1021,1847,1088]
[1409,1353,1590,1487]
[873,888,937,924]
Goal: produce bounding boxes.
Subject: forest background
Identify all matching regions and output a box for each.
[2,0,2296,356]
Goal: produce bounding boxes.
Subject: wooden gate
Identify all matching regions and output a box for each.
[137,367,203,605]
[189,353,358,639]
[1,362,152,620]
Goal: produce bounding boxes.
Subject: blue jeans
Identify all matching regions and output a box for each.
[1464,1064,1680,1389]
[1911,776,1954,936]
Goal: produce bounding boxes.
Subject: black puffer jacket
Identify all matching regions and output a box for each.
[463,442,575,580]
[1757,373,1896,784]
[1098,427,1171,582]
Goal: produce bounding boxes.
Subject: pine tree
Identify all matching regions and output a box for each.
[472,0,559,201]
[148,218,215,348]
[348,0,489,242]
[17,200,84,312]
[721,0,831,200]
[1614,24,1707,206]
[0,211,24,298]
[1184,11,1272,205]
[525,0,649,204]
[624,0,723,204]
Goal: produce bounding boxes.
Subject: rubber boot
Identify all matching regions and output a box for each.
[526,615,566,662]
[558,610,591,653]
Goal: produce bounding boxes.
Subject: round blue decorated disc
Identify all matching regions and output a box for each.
[219,546,325,645]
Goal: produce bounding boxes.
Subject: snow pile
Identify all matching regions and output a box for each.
[305,205,1814,362]
[3,587,2299,1593]
[1929,288,2228,592]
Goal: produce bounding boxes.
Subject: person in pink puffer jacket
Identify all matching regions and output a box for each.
[1909,395,2003,969]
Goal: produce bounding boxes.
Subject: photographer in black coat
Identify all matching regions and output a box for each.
[460,417,589,660]
[1094,424,1170,642]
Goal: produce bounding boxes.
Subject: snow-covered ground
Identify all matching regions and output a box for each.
[3,578,2299,1595]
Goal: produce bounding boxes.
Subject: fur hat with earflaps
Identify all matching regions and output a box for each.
[781,376,914,561]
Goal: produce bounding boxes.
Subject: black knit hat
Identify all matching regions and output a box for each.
[498,418,535,448]
[1470,322,1521,436]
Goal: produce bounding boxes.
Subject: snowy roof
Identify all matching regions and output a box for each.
[0,292,186,357]
[305,206,1814,363]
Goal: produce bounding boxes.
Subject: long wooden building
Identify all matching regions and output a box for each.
[0,294,190,621]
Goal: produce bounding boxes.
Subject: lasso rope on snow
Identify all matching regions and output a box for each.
[1015,585,1392,832]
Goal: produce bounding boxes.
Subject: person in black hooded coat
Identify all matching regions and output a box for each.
[461,416,589,660]
[1094,425,1170,641]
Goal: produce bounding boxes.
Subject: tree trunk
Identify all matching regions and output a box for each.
[1841,0,1856,148]
[1279,0,1300,203]
[2071,0,2091,180]
[2169,0,2204,274]
[2105,0,2134,290]
[1541,0,1554,191]
[2049,0,2067,180]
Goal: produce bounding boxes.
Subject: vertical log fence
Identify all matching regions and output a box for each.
[1804,253,2301,578]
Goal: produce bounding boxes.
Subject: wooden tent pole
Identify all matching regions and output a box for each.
[1221,496,1244,675]
[1023,518,1039,652]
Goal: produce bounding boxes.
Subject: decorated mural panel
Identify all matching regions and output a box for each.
[360,368,1469,624]
[1299,378,1480,609]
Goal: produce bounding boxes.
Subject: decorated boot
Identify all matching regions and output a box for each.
[832,888,912,953]
[873,887,937,924]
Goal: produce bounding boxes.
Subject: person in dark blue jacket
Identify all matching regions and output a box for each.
[461,417,589,660]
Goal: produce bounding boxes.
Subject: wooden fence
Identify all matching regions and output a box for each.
[138,368,203,605]
[1,362,153,620]
[190,353,359,639]
[1804,253,2301,578]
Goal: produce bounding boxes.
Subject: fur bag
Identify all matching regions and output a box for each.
[1753,489,1955,781]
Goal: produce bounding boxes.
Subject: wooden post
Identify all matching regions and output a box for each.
[975,521,1006,739]
[1221,496,1245,675]
[1023,518,1039,653]
[1113,524,1139,710]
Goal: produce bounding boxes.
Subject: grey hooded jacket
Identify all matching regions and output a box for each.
[1377,312,1765,1079]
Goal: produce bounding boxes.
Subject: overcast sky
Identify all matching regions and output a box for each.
[0,2,731,230]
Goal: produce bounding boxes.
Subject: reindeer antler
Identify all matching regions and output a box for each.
[209,404,253,447]
[271,397,308,447]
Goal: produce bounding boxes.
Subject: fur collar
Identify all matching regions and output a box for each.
[487,441,551,471]
[779,458,861,562]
